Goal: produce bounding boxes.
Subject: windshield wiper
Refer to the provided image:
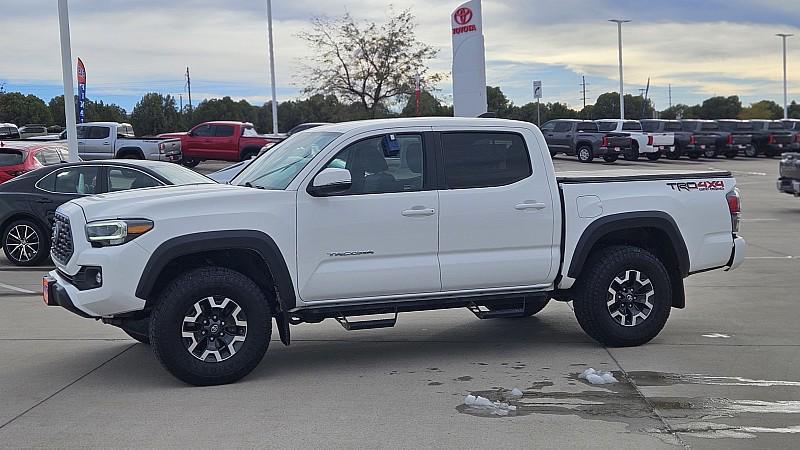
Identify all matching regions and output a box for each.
[243,181,266,190]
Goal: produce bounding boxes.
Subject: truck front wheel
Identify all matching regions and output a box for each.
[573,245,672,347]
[149,267,272,386]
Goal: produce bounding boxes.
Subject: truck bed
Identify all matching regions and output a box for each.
[556,169,732,184]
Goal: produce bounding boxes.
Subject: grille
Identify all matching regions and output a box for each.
[51,213,74,265]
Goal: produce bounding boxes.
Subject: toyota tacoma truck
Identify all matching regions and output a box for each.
[640,120,688,160]
[595,119,666,161]
[750,120,794,158]
[777,152,800,196]
[159,121,284,167]
[42,118,746,386]
[541,119,632,163]
[56,122,182,162]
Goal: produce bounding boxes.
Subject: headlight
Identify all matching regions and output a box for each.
[85,219,153,246]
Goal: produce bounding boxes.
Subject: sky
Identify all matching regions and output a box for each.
[1,0,799,113]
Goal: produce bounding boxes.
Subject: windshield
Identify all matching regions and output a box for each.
[149,164,215,185]
[597,122,616,132]
[232,131,341,189]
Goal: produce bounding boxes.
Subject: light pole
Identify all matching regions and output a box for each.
[777,33,793,120]
[266,0,279,134]
[57,0,79,162]
[609,19,631,120]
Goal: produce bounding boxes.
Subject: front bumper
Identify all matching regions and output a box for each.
[725,236,746,271]
[777,178,800,196]
[43,275,95,318]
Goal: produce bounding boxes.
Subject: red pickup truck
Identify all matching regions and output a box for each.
[160,121,283,167]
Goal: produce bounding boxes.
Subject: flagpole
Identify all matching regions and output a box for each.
[57,0,79,162]
[266,0,279,134]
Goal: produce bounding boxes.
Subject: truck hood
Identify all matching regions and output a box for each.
[71,183,271,221]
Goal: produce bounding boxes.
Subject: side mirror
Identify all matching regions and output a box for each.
[308,168,351,196]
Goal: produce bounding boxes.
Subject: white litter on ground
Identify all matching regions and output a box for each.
[463,394,518,416]
[578,368,618,385]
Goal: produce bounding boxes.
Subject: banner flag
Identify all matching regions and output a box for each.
[76,58,86,124]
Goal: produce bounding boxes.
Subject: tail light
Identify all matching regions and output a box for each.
[727,134,733,145]
[768,134,775,144]
[727,188,741,233]
[689,135,696,145]
[601,136,609,147]
[647,135,654,146]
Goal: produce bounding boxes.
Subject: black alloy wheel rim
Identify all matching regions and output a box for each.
[606,269,655,327]
[182,296,248,362]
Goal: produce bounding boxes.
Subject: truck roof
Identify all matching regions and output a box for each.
[77,122,133,128]
[310,117,536,134]
[198,121,255,127]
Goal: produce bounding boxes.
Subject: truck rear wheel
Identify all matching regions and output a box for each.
[181,157,200,168]
[576,145,594,163]
[744,146,758,158]
[573,245,672,347]
[665,146,682,160]
[623,144,639,161]
[602,155,618,163]
[703,148,718,158]
[645,152,661,161]
[149,267,272,386]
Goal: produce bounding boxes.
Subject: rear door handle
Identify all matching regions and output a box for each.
[37,198,52,204]
[515,201,547,211]
[402,207,436,217]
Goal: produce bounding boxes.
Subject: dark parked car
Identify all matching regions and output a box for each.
[541,119,632,163]
[716,120,755,157]
[781,119,800,151]
[640,119,689,159]
[749,120,793,158]
[0,160,213,266]
[680,120,733,159]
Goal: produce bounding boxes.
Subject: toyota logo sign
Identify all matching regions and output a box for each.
[454,7,473,25]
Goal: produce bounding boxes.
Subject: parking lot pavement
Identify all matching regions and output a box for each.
[1,156,799,447]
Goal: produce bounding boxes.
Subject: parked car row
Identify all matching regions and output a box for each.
[544,118,800,163]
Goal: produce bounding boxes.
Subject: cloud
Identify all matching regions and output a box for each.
[1,0,798,111]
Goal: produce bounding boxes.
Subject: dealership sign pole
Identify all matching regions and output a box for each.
[777,33,793,120]
[609,19,630,120]
[77,58,86,124]
[451,0,487,117]
[57,0,79,162]
[533,80,542,125]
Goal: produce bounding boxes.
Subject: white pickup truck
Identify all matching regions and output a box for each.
[57,122,182,162]
[596,119,674,161]
[43,118,745,386]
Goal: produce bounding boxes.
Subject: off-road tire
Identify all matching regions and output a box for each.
[181,158,200,168]
[573,245,672,347]
[703,148,718,159]
[149,267,272,386]
[645,152,661,161]
[240,148,259,162]
[623,145,639,161]
[665,146,682,160]
[122,328,150,344]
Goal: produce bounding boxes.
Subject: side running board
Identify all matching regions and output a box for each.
[335,313,398,331]
[468,302,527,319]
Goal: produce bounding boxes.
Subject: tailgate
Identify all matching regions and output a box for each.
[772,134,793,145]
[606,136,632,148]
[694,135,717,145]
[780,153,800,179]
[731,134,752,145]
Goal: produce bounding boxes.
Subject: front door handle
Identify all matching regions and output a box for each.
[515,201,547,211]
[402,207,436,217]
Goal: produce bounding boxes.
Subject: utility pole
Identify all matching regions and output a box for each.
[186,67,193,114]
[777,33,793,120]
[668,84,672,108]
[609,19,631,120]
[179,94,183,112]
[581,76,588,109]
[266,0,279,134]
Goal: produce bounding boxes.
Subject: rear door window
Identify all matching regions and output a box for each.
[213,125,235,137]
[540,122,556,132]
[192,125,213,137]
[440,132,532,189]
[640,121,658,132]
[88,127,110,139]
[39,166,100,194]
[576,122,597,132]
[107,167,162,192]
[622,121,642,131]
[597,122,617,132]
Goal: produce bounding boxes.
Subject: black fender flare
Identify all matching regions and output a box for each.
[567,211,690,279]
[135,230,296,311]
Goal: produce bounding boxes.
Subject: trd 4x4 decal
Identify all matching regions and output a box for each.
[667,180,726,192]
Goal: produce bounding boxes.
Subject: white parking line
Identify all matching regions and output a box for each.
[741,218,779,222]
[745,256,796,260]
[0,282,37,294]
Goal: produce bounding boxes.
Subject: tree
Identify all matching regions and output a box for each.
[400,91,451,117]
[298,8,440,117]
[486,86,513,116]
[0,92,52,125]
[191,96,258,128]
[49,95,127,126]
[788,101,800,119]
[129,93,182,136]
[591,92,654,119]
[700,96,742,119]
[738,100,783,120]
